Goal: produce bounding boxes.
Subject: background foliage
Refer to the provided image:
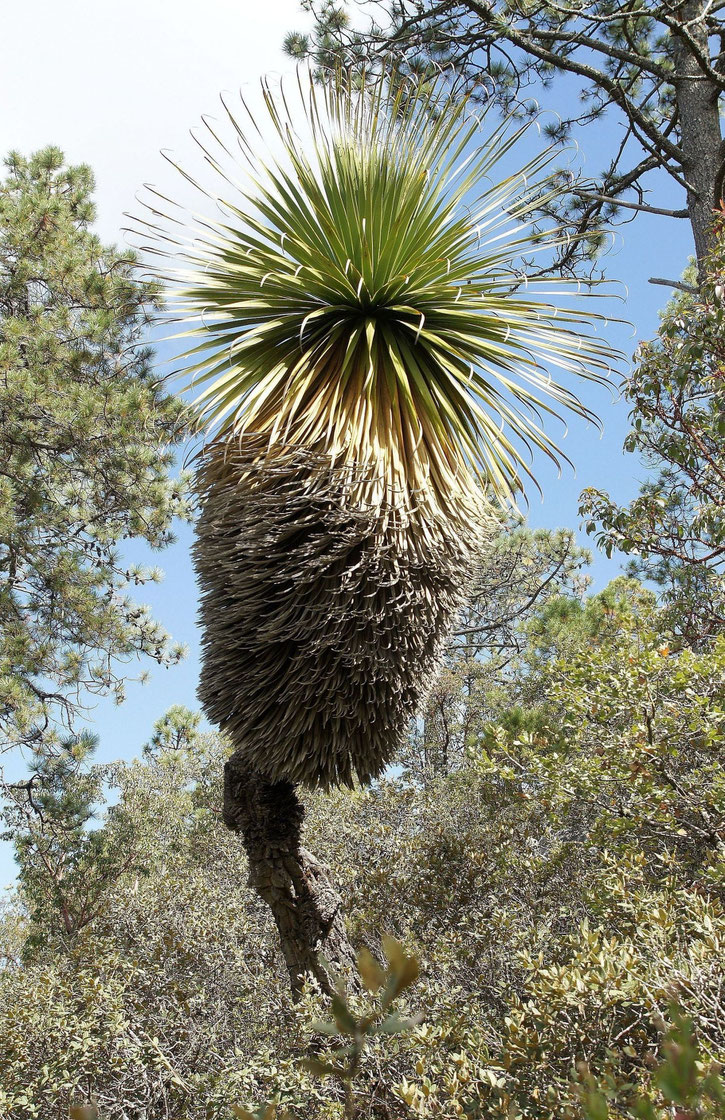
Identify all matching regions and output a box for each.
[1,520,722,1117]
[0,148,190,774]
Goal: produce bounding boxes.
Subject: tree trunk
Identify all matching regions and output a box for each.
[223,755,358,997]
[671,0,724,267]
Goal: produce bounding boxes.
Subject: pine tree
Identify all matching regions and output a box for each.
[0,149,190,785]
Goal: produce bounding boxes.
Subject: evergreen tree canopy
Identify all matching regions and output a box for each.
[0,148,190,779]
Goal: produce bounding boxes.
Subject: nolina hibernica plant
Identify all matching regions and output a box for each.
[133,69,621,992]
[136,69,619,790]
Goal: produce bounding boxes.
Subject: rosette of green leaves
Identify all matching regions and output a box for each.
[139,68,619,511]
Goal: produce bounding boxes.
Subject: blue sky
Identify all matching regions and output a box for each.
[0,2,696,886]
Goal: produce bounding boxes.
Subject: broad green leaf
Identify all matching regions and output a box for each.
[331,993,358,1036]
[357,947,386,993]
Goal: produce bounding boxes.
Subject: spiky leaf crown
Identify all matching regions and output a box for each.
[137,70,620,509]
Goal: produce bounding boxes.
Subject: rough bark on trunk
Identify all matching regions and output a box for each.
[223,754,358,997]
[672,0,724,266]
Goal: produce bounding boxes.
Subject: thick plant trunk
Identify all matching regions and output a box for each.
[672,0,724,266]
[223,754,358,997]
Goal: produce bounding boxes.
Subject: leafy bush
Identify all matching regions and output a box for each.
[1,573,723,1119]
